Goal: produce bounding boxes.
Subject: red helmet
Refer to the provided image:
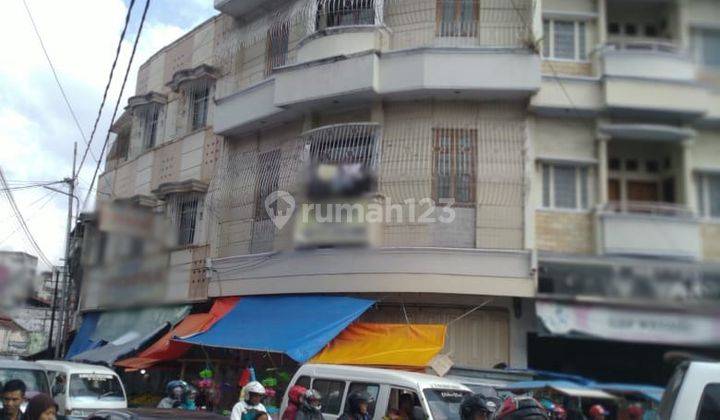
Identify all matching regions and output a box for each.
[288,385,307,404]
[588,404,609,417]
[552,406,567,420]
[627,405,644,418]
[496,396,548,419]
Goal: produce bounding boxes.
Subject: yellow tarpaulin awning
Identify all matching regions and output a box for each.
[311,323,446,368]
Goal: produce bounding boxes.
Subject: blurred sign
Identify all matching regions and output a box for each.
[537,300,720,346]
[99,202,156,239]
[293,199,380,248]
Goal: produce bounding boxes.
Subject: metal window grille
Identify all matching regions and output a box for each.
[254,149,282,221]
[436,0,478,37]
[432,128,477,206]
[304,123,380,168]
[316,0,376,30]
[142,103,160,150]
[266,24,290,76]
[167,193,204,246]
[188,81,210,131]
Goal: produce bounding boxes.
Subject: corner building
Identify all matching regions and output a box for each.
[89,0,720,379]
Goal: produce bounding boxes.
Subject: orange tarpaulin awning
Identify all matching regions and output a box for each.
[310,323,446,368]
[116,297,239,370]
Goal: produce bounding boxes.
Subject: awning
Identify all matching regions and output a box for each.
[311,323,446,368]
[66,312,101,359]
[504,380,617,400]
[594,383,665,402]
[116,297,239,370]
[180,295,375,362]
[70,305,190,364]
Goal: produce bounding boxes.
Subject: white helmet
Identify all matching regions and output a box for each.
[244,381,266,396]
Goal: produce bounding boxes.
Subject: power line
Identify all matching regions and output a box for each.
[0,190,58,246]
[19,0,98,164]
[0,166,54,267]
[75,0,138,179]
[0,180,66,192]
[82,0,153,211]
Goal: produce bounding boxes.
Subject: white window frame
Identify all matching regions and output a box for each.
[692,27,720,70]
[541,163,590,211]
[696,172,720,221]
[543,18,588,62]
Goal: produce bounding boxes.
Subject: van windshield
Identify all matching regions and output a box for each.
[0,368,50,395]
[422,389,471,420]
[69,373,124,401]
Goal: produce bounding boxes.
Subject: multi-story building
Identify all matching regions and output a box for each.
[86,0,720,381]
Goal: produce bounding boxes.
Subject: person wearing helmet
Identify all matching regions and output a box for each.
[339,391,372,420]
[282,385,307,420]
[157,380,188,409]
[551,405,567,420]
[587,404,608,420]
[296,389,323,420]
[231,381,270,420]
[495,396,549,420]
[459,393,499,420]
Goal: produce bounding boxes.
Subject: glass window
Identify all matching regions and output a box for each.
[658,364,687,419]
[437,0,477,37]
[254,149,281,221]
[578,21,587,59]
[422,389,471,420]
[317,0,375,30]
[542,164,551,207]
[295,376,311,390]
[541,164,589,210]
[313,379,346,415]
[69,374,124,401]
[0,368,50,395]
[432,128,477,206]
[697,383,720,419]
[695,28,720,68]
[698,174,720,218]
[189,84,210,131]
[266,25,289,76]
[554,165,577,208]
[543,20,550,56]
[553,21,575,59]
[142,105,160,150]
[348,383,380,417]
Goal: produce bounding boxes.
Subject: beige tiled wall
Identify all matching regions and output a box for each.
[536,211,594,254]
[541,60,594,77]
[702,223,720,262]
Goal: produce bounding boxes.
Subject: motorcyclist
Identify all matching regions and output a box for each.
[587,405,608,420]
[296,389,323,420]
[338,391,372,420]
[231,381,270,420]
[282,385,307,420]
[157,380,188,409]
[459,393,499,420]
[495,396,549,420]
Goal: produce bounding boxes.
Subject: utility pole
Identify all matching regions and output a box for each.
[47,267,60,353]
[54,142,77,359]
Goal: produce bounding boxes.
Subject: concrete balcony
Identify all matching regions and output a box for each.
[207,247,535,298]
[599,203,701,261]
[214,0,284,18]
[602,39,696,82]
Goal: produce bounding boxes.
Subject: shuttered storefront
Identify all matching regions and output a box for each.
[361,305,510,368]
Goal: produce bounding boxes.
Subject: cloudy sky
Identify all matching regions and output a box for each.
[0,0,217,269]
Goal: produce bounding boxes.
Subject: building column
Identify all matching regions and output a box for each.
[597,134,610,207]
[681,139,696,213]
[597,0,608,46]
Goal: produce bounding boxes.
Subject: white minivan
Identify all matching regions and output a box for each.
[658,360,720,419]
[281,364,473,420]
[36,360,127,419]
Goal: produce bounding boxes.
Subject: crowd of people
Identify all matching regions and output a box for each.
[0,379,63,420]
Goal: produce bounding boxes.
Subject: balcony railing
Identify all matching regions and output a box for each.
[604,201,694,218]
[606,37,682,54]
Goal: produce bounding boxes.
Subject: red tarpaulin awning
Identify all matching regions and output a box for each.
[115,297,239,370]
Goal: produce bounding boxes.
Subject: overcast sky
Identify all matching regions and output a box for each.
[0,0,217,269]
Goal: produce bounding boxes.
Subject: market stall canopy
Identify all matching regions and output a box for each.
[66,312,101,359]
[116,297,239,370]
[311,323,446,368]
[593,383,664,402]
[504,380,617,400]
[179,295,375,362]
[68,305,190,364]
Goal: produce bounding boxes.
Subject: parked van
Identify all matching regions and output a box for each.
[0,359,51,412]
[658,361,720,419]
[281,364,473,420]
[36,360,127,419]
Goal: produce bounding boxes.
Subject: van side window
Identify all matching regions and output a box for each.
[697,383,720,419]
[295,376,311,390]
[387,388,422,420]
[313,379,346,415]
[348,383,380,417]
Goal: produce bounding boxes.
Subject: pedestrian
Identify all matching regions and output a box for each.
[24,394,58,420]
[282,385,307,420]
[231,381,270,420]
[157,380,187,409]
[459,393,498,420]
[587,405,608,420]
[338,391,372,420]
[295,389,323,420]
[627,404,643,420]
[495,396,548,419]
[0,379,26,420]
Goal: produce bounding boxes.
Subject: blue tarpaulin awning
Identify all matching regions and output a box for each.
[593,383,665,402]
[66,312,101,359]
[179,295,375,362]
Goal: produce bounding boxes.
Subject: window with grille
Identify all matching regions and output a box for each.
[304,124,379,169]
[254,150,281,221]
[316,0,375,30]
[265,25,289,76]
[432,128,477,206]
[541,163,589,210]
[543,19,587,61]
[168,193,203,246]
[436,0,478,37]
[188,84,210,131]
[142,104,160,151]
[697,173,720,219]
